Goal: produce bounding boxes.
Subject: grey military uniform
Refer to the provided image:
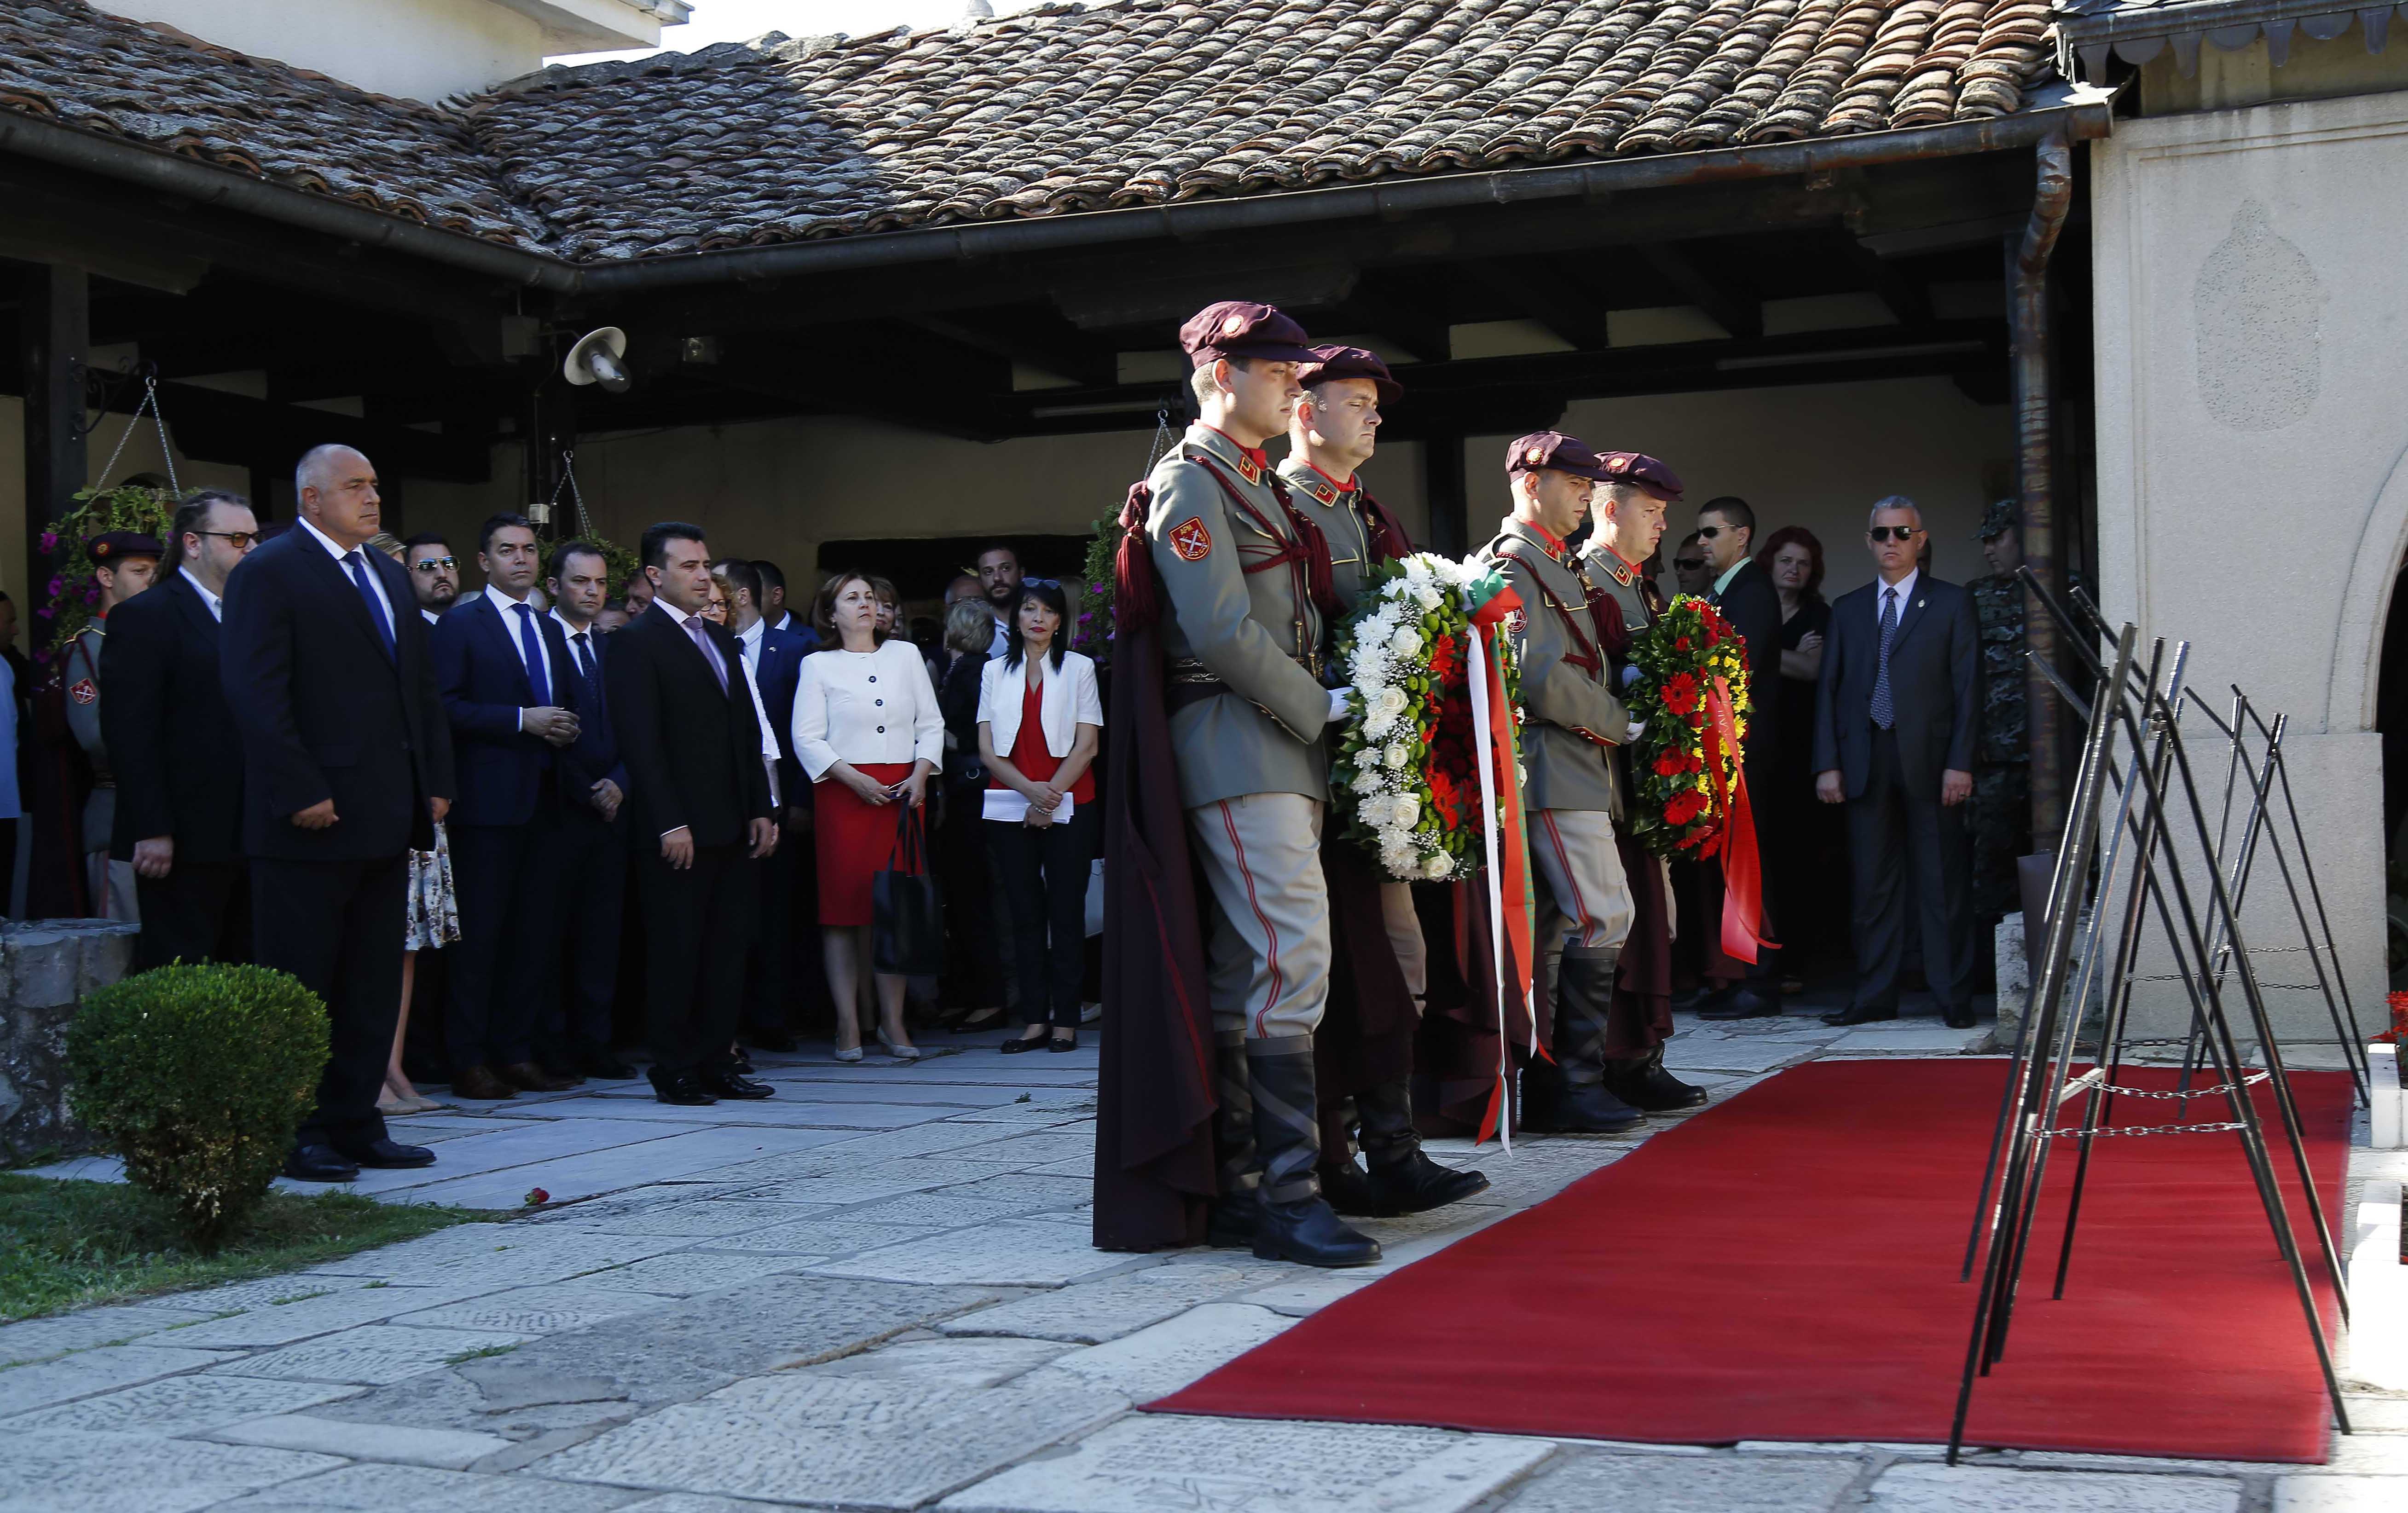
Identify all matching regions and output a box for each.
[1582,544,1656,810]
[63,624,112,853]
[1148,423,1336,1040]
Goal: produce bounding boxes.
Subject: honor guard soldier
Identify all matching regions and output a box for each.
[1145,301,1378,1268]
[1280,344,1488,1218]
[65,530,164,921]
[1580,452,1708,1114]
[1966,498,2032,924]
[1479,433,1645,1132]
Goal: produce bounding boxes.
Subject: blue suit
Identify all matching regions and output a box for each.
[540,615,631,1068]
[431,591,581,1074]
[750,624,813,802]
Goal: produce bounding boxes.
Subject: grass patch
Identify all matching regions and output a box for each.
[0,1174,503,1323]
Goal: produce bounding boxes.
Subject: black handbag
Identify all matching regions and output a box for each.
[872,803,944,977]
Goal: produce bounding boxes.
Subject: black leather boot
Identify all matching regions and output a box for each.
[1607,1044,1708,1112]
[1358,1078,1489,1214]
[1317,1096,1379,1217]
[1204,1031,1261,1247]
[1528,949,1644,1133]
[1244,1036,1381,1268]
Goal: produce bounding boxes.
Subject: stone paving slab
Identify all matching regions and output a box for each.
[1042,1302,1292,1401]
[803,1334,1071,1386]
[164,1285,499,1348]
[303,1230,686,1289]
[1496,1450,1868,1511]
[936,1413,1555,1513]
[532,1197,832,1238]
[574,1249,828,1296]
[335,1119,690,1195]
[537,1095,951,1130]
[535,1374,1128,1510]
[689,1215,935,1256]
[214,1322,531,1386]
[0,1427,342,1513]
[2274,1477,2408,1510]
[391,1285,683,1335]
[938,1260,1281,1344]
[0,1302,221,1365]
[733,1155,1026,1207]
[810,1217,1140,1287]
[383,1126,866,1208]
[0,1372,362,1436]
[844,1189,1077,1228]
[0,1342,238,1416]
[207,1415,517,1471]
[150,1276,374,1313]
[206,1462,644,1512]
[1864,1463,2244,1511]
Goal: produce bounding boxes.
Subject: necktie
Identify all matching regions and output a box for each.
[687,616,729,695]
[1871,587,1899,731]
[343,551,395,660]
[573,630,597,688]
[512,603,550,705]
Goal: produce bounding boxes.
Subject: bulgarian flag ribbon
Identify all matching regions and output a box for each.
[1702,674,1768,964]
[1464,573,1537,1147]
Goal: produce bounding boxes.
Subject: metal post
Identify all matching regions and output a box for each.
[22,262,88,611]
[2014,135,2074,852]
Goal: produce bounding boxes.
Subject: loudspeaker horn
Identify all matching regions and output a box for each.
[563,327,630,393]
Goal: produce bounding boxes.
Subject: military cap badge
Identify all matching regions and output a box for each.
[1222,313,1246,336]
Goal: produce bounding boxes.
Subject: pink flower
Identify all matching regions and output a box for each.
[38,531,57,554]
[45,577,61,598]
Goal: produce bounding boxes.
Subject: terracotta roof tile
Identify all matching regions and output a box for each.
[1,0,2061,265]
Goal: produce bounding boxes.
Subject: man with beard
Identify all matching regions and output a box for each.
[1580,453,1708,1114]
[1480,433,1644,1133]
[1099,300,1375,1268]
[1278,344,1487,1217]
[403,534,460,626]
[975,545,1024,657]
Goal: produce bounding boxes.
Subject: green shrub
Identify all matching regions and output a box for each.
[65,964,330,1252]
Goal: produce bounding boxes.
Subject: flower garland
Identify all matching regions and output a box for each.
[38,482,175,666]
[1331,554,1521,882]
[1624,594,1752,859]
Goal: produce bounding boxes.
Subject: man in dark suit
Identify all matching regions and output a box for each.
[429,513,585,1100]
[718,557,813,1052]
[607,523,777,1106]
[536,540,632,1080]
[221,445,455,1182]
[103,489,259,969]
[1695,494,1784,1019]
[1813,496,1981,1028]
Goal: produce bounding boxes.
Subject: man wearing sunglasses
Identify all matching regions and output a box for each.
[1692,495,1785,1021]
[1812,497,1980,1029]
[403,535,461,624]
[101,490,258,968]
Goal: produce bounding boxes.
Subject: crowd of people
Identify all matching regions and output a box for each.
[9,302,2028,1224]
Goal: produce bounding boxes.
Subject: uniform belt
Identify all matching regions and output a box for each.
[1164,656,1317,715]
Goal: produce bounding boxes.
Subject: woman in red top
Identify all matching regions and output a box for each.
[976,581,1104,1051]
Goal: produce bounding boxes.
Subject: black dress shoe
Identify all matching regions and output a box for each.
[699,1068,775,1100]
[1362,1151,1490,1215]
[500,1061,579,1093]
[1001,1031,1049,1055]
[450,1063,517,1101]
[648,1068,717,1106]
[1253,1195,1382,1268]
[1607,1049,1710,1112]
[580,1052,638,1080]
[1821,1003,1899,1027]
[282,1144,359,1183]
[1696,985,1782,1021]
[335,1138,436,1169]
[1943,1006,1979,1029]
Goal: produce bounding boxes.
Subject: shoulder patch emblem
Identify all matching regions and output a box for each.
[69,678,97,705]
[1504,607,1527,639]
[1169,517,1214,562]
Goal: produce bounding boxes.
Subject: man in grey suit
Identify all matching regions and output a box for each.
[1812,497,1981,1028]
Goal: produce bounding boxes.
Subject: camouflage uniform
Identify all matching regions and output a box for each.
[1966,500,2028,923]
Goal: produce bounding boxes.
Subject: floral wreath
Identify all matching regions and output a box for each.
[1332,554,1521,882]
[1624,594,1752,859]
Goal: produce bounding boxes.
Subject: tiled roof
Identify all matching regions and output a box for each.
[1,0,2061,266]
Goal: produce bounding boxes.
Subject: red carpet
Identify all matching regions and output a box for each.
[1154,1058,2353,1462]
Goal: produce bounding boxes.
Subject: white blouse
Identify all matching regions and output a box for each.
[792,637,944,780]
[977,648,1103,760]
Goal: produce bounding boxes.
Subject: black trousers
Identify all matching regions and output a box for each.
[985,806,1096,1028]
[1846,727,1974,1013]
[742,836,795,1034]
[446,792,566,1070]
[638,838,757,1074]
[937,783,1006,1011]
[252,853,407,1149]
[536,802,626,1063]
[135,859,251,970]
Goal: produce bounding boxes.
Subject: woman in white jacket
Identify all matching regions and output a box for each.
[792,572,943,1061]
[977,581,1102,1052]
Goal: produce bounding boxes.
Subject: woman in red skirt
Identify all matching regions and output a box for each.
[792,572,943,1061]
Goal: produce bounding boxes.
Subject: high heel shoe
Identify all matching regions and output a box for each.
[832,1044,864,1064]
[876,1037,922,1063]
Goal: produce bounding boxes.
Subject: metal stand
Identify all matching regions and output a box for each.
[1944,573,2359,1463]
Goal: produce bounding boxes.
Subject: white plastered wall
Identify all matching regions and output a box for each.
[2091,89,2408,1046]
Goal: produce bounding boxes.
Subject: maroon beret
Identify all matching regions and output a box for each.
[1297,344,1402,406]
[1592,450,1685,502]
[1505,431,1609,481]
[87,531,164,564]
[1179,301,1318,368]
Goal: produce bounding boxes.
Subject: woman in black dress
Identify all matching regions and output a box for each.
[1758,527,1846,981]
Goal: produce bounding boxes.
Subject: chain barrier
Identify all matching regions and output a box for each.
[2040,1121,2247,1139]
[548,448,596,538]
[95,375,179,496]
[2090,1071,2268,1102]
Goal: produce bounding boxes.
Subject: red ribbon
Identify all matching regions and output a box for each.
[1702,674,1768,965]
[1468,587,1542,1142]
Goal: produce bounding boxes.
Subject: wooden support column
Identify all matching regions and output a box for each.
[1422,433,1467,558]
[22,264,88,604]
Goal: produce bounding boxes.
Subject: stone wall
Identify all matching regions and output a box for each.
[0,919,140,1163]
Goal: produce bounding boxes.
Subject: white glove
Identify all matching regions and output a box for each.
[1626,717,1647,744]
[1621,663,1642,689]
[1327,687,1355,724]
